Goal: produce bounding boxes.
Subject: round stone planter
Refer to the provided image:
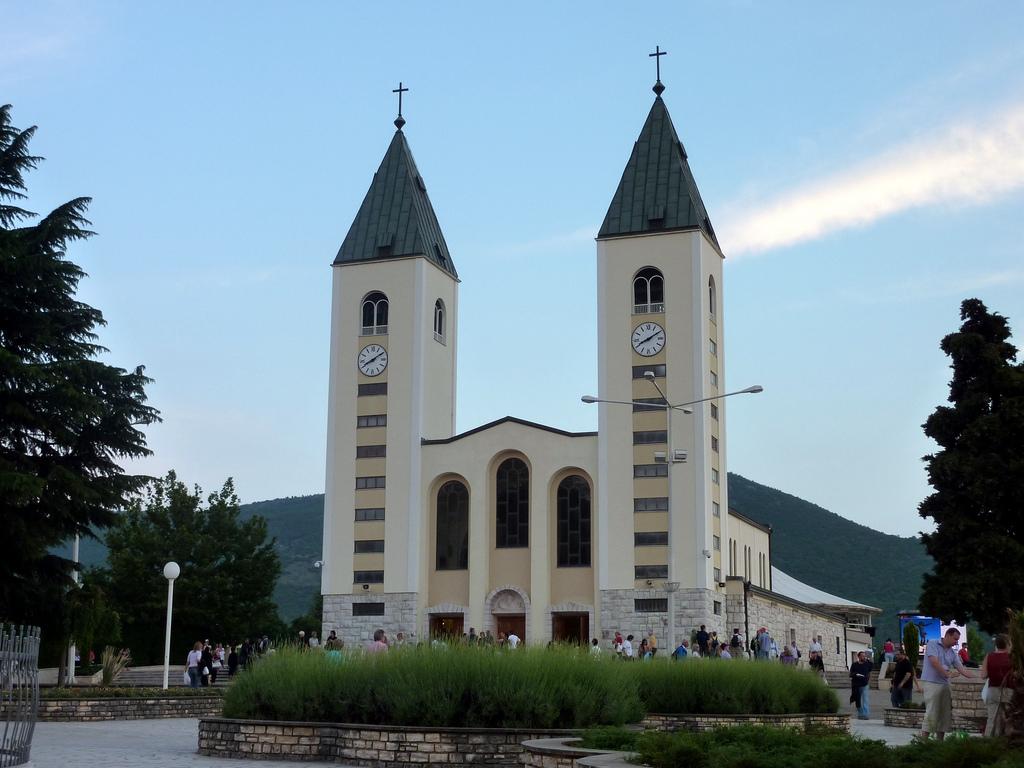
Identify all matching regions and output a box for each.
[38,694,223,721]
[198,718,576,765]
[642,712,849,733]
[521,737,634,768]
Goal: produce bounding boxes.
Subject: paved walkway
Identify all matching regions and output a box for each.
[28,707,927,768]
[29,719,344,768]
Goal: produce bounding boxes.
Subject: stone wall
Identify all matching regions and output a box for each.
[641,712,849,733]
[198,718,576,765]
[519,738,631,768]
[600,588,720,644]
[883,679,986,733]
[38,695,223,721]
[322,592,418,648]
[725,589,847,672]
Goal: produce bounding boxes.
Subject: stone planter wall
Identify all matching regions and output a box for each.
[642,712,849,733]
[882,679,986,733]
[38,695,223,721]
[198,718,575,765]
[520,738,632,768]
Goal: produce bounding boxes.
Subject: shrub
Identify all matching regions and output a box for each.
[223,646,643,728]
[633,661,839,715]
[578,726,639,751]
[223,647,839,728]
[636,726,1024,768]
[100,646,131,686]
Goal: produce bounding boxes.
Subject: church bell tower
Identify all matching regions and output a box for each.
[321,90,459,643]
[595,60,729,640]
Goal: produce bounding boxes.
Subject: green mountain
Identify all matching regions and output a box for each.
[727,473,931,643]
[66,474,930,638]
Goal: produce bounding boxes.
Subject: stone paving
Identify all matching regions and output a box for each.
[29,718,341,768]
[28,699,930,768]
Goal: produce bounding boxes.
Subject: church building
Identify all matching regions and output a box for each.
[320,70,872,666]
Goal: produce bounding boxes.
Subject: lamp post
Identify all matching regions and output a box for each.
[162,561,180,690]
[582,380,762,653]
[67,532,80,686]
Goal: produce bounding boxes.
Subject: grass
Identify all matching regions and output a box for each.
[41,686,224,699]
[578,726,640,751]
[223,647,837,728]
[636,726,1024,768]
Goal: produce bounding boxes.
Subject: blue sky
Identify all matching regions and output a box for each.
[5,2,1023,537]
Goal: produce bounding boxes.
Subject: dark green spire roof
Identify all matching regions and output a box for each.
[335,129,457,278]
[598,96,720,250]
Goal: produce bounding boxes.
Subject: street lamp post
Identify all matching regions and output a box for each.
[582,380,762,654]
[162,561,180,690]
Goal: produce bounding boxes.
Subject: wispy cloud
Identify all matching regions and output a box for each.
[719,103,1024,256]
[842,267,1024,305]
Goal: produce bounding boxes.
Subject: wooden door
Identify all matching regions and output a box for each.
[495,614,525,641]
[429,615,464,638]
[552,613,588,645]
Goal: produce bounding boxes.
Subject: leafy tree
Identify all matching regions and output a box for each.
[98,471,282,662]
[288,591,323,640]
[0,104,159,625]
[918,299,1024,633]
[67,576,122,662]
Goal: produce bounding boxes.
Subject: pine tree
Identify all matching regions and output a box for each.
[918,299,1024,633]
[0,105,159,624]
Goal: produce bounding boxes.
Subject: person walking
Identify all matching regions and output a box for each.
[980,634,1014,737]
[849,651,873,720]
[590,638,602,655]
[889,649,922,708]
[921,627,973,740]
[622,634,635,659]
[696,625,710,657]
[227,645,239,677]
[200,643,214,687]
[185,641,202,688]
[368,628,389,652]
[730,628,743,658]
[648,631,658,656]
[883,638,896,663]
[308,631,320,649]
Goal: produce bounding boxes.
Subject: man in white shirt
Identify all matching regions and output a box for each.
[507,632,520,649]
[622,634,635,659]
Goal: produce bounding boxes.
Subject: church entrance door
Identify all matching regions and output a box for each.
[429,614,464,639]
[495,614,525,641]
[552,613,588,645]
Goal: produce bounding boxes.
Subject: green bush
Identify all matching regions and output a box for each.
[578,726,640,751]
[636,726,1024,768]
[41,686,223,699]
[223,646,643,728]
[633,661,839,715]
[223,647,839,728]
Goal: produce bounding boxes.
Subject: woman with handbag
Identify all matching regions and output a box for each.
[185,641,203,688]
[981,634,1014,737]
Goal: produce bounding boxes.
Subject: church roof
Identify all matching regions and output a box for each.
[335,128,457,278]
[598,96,720,250]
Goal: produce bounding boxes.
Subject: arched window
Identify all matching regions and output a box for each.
[556,475,591,567]
[361,291,389,335]
[433,299,445,343]
[633,267,664,314]
[495,458,529,548]
[436,480,469,570]
[708,276,716,318]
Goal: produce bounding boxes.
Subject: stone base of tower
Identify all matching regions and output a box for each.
[322,592,418,648]
[599,588,724,645]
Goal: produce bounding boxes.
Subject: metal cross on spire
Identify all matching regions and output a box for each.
[649,46,667,96]
[392,81,409,130]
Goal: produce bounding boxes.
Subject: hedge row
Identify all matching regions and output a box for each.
[222,646,837,728]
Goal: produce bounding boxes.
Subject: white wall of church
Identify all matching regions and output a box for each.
[420,422,598,642]
[322,256,457,599]
[596,229,723,595]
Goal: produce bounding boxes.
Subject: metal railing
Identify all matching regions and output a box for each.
[633,302,665,314]
[0,625,39,768]
[360,325,388,336]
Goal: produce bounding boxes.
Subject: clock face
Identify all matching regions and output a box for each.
[632,322,666,357]
[358,344,388,376]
